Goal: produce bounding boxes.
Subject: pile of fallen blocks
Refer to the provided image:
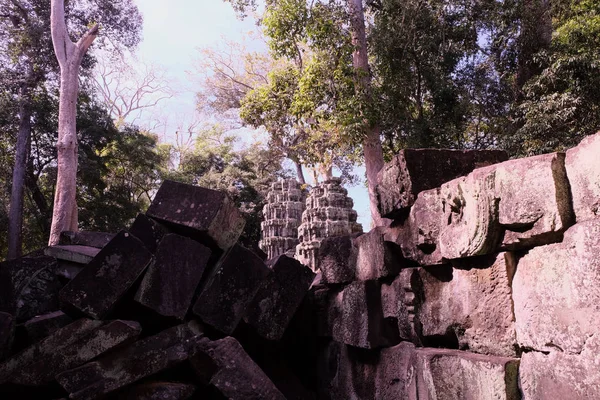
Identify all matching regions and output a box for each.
[0,180,316,399]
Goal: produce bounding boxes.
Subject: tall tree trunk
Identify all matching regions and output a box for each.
[48,0,97,245]
[348,0,385,227]
[292,159,306,184]
[26,160,51,234]
[7,88,32,259]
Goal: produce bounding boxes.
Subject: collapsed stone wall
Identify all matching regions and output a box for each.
[259,179,306,259]
[296,177,363,271]
[313,132,600,399]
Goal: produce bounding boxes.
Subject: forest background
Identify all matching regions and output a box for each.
[1,0,599,259]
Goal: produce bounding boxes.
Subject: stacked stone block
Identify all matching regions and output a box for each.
[259,179,306,260]
[296,177,363,271]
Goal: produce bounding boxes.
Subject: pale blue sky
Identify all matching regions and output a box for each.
[132,0,371,228]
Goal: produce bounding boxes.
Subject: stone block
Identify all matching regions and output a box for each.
[495,152,573,249]
[194,337,286,400]
[355,227,402,281]
[519,335,600,400]
[0,312,14,361]
[22,311,74,343]
[44,245,100,265]
[513,219,600,354]
[246,255,315,340]
[439,166,502,259]
[135,234,211,320]
[193,244,270,335]
[416,253,518,357]
[395,188,446,266]
[128,213,170,254]
[115,382,196,400]
[60,230,153,319]
[8,320,141,386]
[376,149,508,219]
[375,342,418,399]
[146,180,245,251]
[59,231,115,249]
[56,322,204,400]
[318,234,360,284]
[0,319,104,383]
[381,268,420,342]
[0,255,62,322]
[565,131,600,222]
[331,280,400,349]
[414,348,520,400]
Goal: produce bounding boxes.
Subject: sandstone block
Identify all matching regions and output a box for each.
[116,382,196,400]
[415,348,520,400]
[9,320,141,386]
[331,280,400,349]
[193,244,270,334]
[376,342,418,399]
[146,180,245,251]
[44,245,100,264]
[495,152,573,249]
[416,253,518,357]
[59,231,115,249]
[56,322,204,400]
[376,149,508,219]
[22,311,74,343]
[318,234,360,284]
[513,219,600,354]
[246,255,315,340]
[128,213,170,253]
[381,268,420,342]
[355,227,402,281]
[135,234,211,320]
[395,188,446,266]
[439,166,502,259]
[565,131,600,222]
[0,255,62,322]
[0,319,103,383]
[519,335,600,400]
[194,337,286,400]
[60,230,153,319]
[0,313,14,361]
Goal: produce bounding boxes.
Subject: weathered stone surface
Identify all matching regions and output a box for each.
[394,188,446,266]
[520,335,600,400]
[376,149,508,219]
[259,179,306,260]
[0,255,62,322]
[129,213,170,254]
[296,178,363,271]
[60,230,153,319]
[56,322,204,400]
[59,231,115,249]
[381,268,421,343]
[355,227,402,281]
[376,342,418,399]
[195,337,286,400]
[331,280,400,349]
[116,382,196,400]
[9,320,141,386]
[246,255,315,340]
[565,131,600,223]
[135,234,211,320]
[416,253,518,357]
[495,152,573,249]
[414,348,520,400]
[0,319,103,383]
[317,234,360,284]
[54,260,84,280]
[513,219,600,354]
[193,244,270,334]
[44,245,100,265]
[0,313,14,361]
[439,166,502,259]
[22,311,74,343]
[146,180,245,251]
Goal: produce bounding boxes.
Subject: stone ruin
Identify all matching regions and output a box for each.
[295,177,363,271]
[1,132,600,399]
[259,179,306,259]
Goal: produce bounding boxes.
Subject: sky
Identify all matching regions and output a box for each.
[131,0,372,228]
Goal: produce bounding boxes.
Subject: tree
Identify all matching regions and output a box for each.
[48,0,141,245]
